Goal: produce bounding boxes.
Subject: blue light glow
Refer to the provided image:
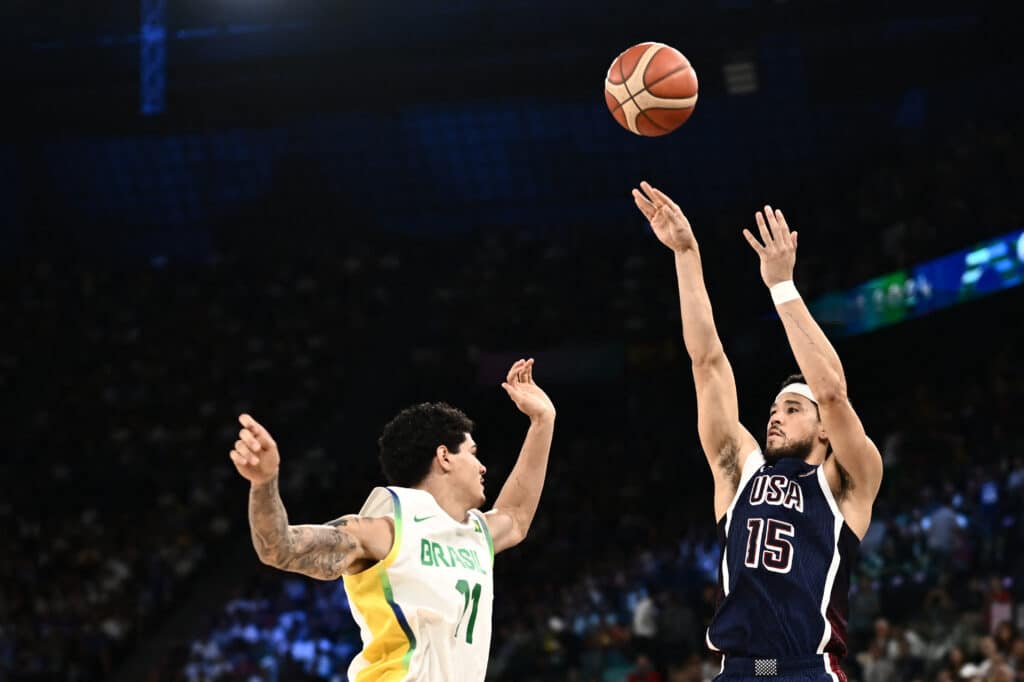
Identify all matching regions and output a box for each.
[809,227,1024,336]
[140,0,167,116]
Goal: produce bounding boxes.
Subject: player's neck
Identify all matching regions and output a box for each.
[415,478,472,523]
[804,447,829,466]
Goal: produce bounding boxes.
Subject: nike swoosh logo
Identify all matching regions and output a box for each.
[413,515,435,523]
[799,470,817,477]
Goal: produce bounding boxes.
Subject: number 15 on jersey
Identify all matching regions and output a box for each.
[744,518,794,574]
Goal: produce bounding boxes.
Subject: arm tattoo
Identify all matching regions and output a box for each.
[248,477,358,579]
[249,476,291,562]
[276,526,359,579]
[783,312,819,348]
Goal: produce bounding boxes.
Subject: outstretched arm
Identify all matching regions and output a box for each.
[484,359,556,554]
[232,414,394,579]
[634,182,758,519]
[742,206,883,508]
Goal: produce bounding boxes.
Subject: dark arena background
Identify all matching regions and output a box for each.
[3,1,1024,681]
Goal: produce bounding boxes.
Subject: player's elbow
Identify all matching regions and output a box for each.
[689,346,726,370]
[813,377,848,406]
[255,548,281,567]
[503,532,527,551]
[252,537,292,569]
[508,517,530,548]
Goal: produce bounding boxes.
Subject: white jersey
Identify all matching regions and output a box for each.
[342,486,495,682]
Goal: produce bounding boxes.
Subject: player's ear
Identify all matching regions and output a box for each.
[436,445,453,472]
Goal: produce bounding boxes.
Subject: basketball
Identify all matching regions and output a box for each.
[604,42,698,137]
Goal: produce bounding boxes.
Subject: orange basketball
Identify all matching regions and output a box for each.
[604,42,698,137]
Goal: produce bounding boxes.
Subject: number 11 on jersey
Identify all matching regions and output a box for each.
[455,580,482,643]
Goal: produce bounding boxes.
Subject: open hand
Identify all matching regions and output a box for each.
[632,181,697,253]
[742,205,798,288]
[501,359,555,423]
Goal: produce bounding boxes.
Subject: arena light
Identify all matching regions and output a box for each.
[139,0,167,115]
[807,227,1024,337]
[723,60,758,95]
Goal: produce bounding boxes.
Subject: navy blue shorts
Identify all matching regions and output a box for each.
[712,654,848,682]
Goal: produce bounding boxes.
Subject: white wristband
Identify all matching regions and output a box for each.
[770,280,800,305]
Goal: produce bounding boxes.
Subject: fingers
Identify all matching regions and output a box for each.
[742,229,765,254]
[755,210,774,247]
[506,359,526,385]
[632,189,656,221]
[232,440,260,467]
[777,210,794,247]
[763,204,780,240]
[763,205,791,244]
[523,358,534,384]
[640,181,675,209]
[501,381,522,407]
[239,413,275,451]
[230,449,258,468]
[239,427,261,452]
[503,358,534,393]
[746,206,796,257]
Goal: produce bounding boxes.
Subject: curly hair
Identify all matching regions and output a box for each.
[377,402,475,487]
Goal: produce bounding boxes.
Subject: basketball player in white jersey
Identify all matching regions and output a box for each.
[229,358,555,681]
[633,182,883,680]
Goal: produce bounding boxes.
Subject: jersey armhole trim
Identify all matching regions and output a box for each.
[381,488,403,569]
[343,488,403,579]
[816,465,845,655]
[469,509,495,566]
[816,465,844,523]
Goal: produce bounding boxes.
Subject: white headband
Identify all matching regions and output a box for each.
[775,382,818,406]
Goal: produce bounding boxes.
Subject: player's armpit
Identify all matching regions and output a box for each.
[480,508,520,555]
[693,355,760,518]
[819,395,883,505]
[326,515,396,572]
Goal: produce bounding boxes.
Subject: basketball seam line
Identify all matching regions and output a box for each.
[638,109,670,134]
[609,64,692,113]
[608,63,694,116]
[618,53,633,112]
[616,57,667,134]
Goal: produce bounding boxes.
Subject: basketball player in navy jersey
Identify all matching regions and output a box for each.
[633,182,883,682]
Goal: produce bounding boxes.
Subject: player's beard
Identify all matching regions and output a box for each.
[764,434,816,465]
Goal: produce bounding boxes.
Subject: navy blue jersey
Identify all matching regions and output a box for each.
[707,450,860,660]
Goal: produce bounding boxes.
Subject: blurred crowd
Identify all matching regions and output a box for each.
[163,326,1024,682]
[800,117,1024,290]
[3,107,1022,682]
